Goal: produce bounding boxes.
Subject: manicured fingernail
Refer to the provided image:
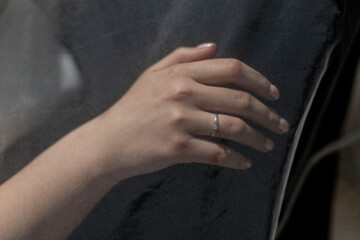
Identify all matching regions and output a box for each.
[270,84,280,100]
[265,139,274,151]
[279,118,290,133]
[196,42,215,48]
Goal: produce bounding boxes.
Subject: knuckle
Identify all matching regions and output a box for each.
[168,64,185,76]
[168,81,193,101]
[175,47,188,56]
[226,59,244,75]
[238,93,252,110]
[175,47,192,63]
[229,120,247,135]
[169,107,187,126]
[214,146,230,163]
[267,110,278,123]
[168,135,189,153]
[158,145,172,159]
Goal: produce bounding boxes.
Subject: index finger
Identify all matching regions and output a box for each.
[173,58,280,101]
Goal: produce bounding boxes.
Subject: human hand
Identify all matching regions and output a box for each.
[95,43,289,179]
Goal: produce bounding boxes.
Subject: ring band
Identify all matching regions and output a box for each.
[211,113,219,137]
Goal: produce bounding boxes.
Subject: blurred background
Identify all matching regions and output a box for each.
[331,58,360,240]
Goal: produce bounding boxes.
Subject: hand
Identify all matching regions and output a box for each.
[95,43,290,179]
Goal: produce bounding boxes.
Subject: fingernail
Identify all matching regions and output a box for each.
[265,139,274,151]
[279,118,290,133]
[196,42,215,48]
[269,84,280,100]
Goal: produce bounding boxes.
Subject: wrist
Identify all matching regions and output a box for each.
[85,112,135,183]
[51,116,121,188]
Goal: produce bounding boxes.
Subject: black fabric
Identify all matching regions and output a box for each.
[55,1,341,239]
[278,0,360,237]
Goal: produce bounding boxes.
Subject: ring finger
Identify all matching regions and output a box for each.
[187,111,275,153]
[193,85,289,134]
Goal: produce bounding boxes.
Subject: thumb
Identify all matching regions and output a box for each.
[147,42,217,72]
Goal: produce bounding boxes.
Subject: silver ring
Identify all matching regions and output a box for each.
[211,113,219,137]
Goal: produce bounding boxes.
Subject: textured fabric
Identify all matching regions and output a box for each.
[0,0,341,239]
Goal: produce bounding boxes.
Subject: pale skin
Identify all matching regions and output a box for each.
[0,43,289,239]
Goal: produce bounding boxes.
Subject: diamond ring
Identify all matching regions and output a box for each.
[211,113,219,137]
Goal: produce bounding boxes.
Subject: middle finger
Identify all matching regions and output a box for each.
[174,58,280,101]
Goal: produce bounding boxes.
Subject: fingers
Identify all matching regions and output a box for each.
[187,111,275,153]
[165,106,276,152]
[194,85,290,134]
[170,58,279,101]
[183,138,251,170]
[146,43,217,72]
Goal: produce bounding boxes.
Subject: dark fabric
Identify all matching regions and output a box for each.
[278,0,360,237]
[57,0,341,239]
